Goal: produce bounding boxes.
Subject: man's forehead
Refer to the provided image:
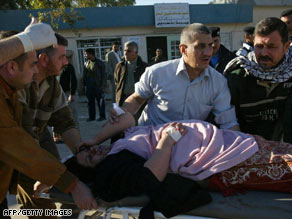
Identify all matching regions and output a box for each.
[193,33,213,44]
[254,31,282,43]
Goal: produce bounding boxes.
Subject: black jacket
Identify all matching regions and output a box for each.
[210,45,236,73]
[59,63,77,95]
[66,150,211,218]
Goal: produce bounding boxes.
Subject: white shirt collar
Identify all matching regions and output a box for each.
[176,57,210,79]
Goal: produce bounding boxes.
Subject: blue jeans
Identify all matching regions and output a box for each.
[85,80,105,119]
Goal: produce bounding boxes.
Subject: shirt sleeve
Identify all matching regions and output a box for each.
[0,104,76,192]
[48,81,77,134]
[212,76,238,129]
[135,67,155,99]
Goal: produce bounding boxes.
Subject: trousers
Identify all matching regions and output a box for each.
[85,80,105,119]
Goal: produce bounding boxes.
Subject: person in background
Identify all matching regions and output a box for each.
[150,48,167,65]
[209,26,236,73]
[114,41,148,122]
[236,26,255,57]
[105,42,121,101]
[83,48,106,122]
[280,9,292,40]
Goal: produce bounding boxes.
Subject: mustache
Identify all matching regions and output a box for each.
[258,56,272,62]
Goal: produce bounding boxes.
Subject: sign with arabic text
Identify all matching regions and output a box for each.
[154,3,190,28]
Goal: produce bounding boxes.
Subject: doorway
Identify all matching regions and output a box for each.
[146,36,167,63]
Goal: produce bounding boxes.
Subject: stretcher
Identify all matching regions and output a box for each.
[40,188,292,219]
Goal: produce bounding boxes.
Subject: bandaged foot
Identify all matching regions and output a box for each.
[165,125,182,142]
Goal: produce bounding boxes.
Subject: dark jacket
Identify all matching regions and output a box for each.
[150,56,167,65]
[83,58,106,89]
[210,45,236,73]
[66,149,211,218]
[60,63,77,95]
[225,66,292,143]
[114,56,148,105]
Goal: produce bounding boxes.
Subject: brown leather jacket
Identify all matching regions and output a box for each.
[0,78,76,202]
[114,56,148,105]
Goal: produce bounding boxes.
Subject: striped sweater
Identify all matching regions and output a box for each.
[18,76,77,140]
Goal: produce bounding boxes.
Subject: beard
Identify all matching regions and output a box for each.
[46,60,64,76]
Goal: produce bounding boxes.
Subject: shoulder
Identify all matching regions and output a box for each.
[149,59,179,72]
[220,45,236,57]
[207,66,227,81]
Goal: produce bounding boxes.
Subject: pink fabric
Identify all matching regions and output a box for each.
[109,120,258,181]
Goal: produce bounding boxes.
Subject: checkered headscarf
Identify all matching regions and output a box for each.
[224,47,292,83]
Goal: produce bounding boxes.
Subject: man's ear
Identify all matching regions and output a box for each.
[6,61,19,78]
[179,44,187,56]
[38,53,49,68]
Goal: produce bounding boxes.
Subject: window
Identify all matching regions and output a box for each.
[170,40,181,60]
[220,32,232,51]
[77,38,121,75]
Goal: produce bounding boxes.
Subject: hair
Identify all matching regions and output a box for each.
[280,9,292,18]
[255,17,289,44]
[112,42,119,46]
[0,30,28,70]
[36,33,68,57]
[64,156,96,184]
[124,41,138,52]
[180,23,210,45]
[85,48,95,56]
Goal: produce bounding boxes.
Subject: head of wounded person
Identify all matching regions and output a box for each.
[75,144,111,168]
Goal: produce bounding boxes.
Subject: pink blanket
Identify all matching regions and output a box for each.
[109,120,258,181]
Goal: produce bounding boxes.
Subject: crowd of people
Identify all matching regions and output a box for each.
[1,8,292,219]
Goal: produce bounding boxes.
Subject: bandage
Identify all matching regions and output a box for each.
[113,103,125,115]
[166,126,182,142]
[16,32,34,53]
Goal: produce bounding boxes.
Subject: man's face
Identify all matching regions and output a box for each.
[156,49,162,56]
[14,51,38,89]
[76,145,109,168]
[245,33,254,45]
[180,33,213,72]
[124,46,138,62]
[112,44,119,52]
[212,36,221,56]
[46,45,68,76]
[84,51,95,61]
[254,30,290,69]
[281,14,292,38]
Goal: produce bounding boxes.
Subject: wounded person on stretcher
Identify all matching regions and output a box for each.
[36,113,292,218]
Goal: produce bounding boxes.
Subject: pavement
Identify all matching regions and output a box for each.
[7,93,114,218]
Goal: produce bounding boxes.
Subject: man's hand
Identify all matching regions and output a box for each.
[33,181,51,198]
[108,106,122,123]
[161,122,187,145]
[71,181,98,210]
[76,139,98,153]
[16,17,57,52]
